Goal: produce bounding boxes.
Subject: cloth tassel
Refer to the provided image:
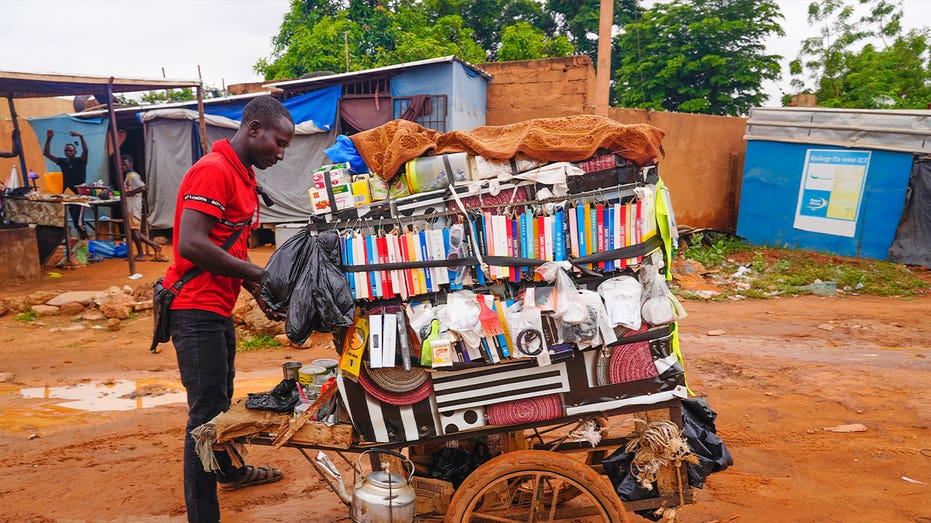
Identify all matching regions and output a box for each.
[190,423,222,473]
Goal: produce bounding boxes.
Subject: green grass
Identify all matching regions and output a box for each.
[679,233,928,299]
[681,232,753,267]
[237,334,282,351]
[14,310,37,322]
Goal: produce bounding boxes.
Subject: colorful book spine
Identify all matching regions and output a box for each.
[611,203,624,269]
[635,199,643,264]
[537,215,546,263]
[376,236,393,299]
[342,234,355,299]
[469,214,486,285]
[519,212,529,277]
[418,230,433,292]
[605,207,615,272]
[366,235,381,298]
[543,215,554,261]
[626,202,635,266]
[588,204,596,269]
[619,203,628,270]
[554,210,566,262]
[568,206,579,259]
[507,218,518,282]
[596,203,605,269]
[577,204,587,264]
[354,234,370,299]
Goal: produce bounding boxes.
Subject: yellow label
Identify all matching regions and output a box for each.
[339,315,368,379]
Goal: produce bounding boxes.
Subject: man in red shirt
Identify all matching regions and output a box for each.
[162,96,294,523]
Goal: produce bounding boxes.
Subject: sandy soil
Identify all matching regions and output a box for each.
[0,250,928,522]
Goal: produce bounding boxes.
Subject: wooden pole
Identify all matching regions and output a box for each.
[595,0,614,116]
[6,96,29,187]
[106,79,136,275]
[196,84,209,154]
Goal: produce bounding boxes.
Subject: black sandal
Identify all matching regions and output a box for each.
[219,465,283,491]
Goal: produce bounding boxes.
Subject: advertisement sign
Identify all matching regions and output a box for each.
[794,149,871,237]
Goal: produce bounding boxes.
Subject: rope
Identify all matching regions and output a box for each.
[625,418,698,491]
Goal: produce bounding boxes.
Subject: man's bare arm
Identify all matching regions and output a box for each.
[177,208,263,283]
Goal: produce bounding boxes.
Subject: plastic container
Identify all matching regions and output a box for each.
[44,172,63,194]
[405,153,472,194]
[275,223,306,247]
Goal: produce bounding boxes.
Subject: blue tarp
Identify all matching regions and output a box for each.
[737,141,913,259]
[204,85,342,131]
[27,115,110,185]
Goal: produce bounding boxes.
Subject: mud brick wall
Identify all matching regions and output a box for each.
[481,56,596,125]
[0,227,41,282]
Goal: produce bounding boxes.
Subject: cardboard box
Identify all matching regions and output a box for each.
[411,476,454,515]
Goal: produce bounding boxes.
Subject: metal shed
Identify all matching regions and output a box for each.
[736,107,931,263]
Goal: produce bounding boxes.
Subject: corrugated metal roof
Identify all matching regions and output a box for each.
[0,70,200,98]
[264,55,493,91]
[744,106,931,154]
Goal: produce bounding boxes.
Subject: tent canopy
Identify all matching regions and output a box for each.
[0,71,200,99]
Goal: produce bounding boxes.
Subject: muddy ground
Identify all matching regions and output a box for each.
[0,248,928,522]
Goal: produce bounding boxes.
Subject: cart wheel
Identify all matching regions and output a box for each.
[445,450,629,523]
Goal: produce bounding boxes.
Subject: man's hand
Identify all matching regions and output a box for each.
[69,131,82,137]
[46,129,54,139]
[252,289,284,321]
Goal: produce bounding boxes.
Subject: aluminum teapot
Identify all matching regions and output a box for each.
[316,449,416,523]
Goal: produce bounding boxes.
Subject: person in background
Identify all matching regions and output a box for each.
[1,129,20,158]
[43,129,89,239]
[161,96,294,523]
[121,154,167,262]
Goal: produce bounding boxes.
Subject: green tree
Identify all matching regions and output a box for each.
[498,21,575,61]
[547,0,641,61]
[255,1,486,79]
[789,0,930,108]
[614,0,784,115]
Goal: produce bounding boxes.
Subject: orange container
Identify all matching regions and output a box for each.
[43,172,63,194]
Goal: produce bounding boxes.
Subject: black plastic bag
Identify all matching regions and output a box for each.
[260,227,313,312]
[601,399,733,520]
[245,379,301,413]
[430,441,491,488]
[285,230,355,345]
[681,398,733,488]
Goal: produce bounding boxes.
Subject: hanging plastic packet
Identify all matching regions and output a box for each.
[576,289,618,348]
[598,275,643,330]
[534,261,585,324]
[640,263,688,325]
[407,301,436,342]
[515,297,550,365]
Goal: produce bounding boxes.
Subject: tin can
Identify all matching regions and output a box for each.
[282,361,302,380]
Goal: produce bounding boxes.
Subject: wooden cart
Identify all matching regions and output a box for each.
[228,396,693,522]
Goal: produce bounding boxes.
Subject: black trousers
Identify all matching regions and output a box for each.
[169,309,240,523]
[65,184,88,239]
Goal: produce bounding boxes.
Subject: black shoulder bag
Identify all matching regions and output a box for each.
[150,226,247,354]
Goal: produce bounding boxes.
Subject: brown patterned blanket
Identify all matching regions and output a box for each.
[350,115,665,180]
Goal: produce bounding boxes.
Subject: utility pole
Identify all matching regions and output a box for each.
[344,32,350,72]
[595,0,614,116]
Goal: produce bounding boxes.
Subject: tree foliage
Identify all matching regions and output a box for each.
[614,0,784,116]
[790,0,931,108]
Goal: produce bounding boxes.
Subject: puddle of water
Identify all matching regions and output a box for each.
[20,380,187,412]
[0,376,281,434]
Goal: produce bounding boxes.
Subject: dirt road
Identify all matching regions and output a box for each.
[0,253,928,522]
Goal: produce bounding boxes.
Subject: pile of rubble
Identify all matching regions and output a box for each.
[0,285,327,347]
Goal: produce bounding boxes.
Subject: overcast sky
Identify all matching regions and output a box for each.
[2,0,929,108]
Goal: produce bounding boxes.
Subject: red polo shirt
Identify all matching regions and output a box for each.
[163,139,259,316]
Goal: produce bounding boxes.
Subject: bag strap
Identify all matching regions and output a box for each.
[169,225,248,294]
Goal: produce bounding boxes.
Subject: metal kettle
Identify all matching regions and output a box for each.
[316,449,417,523]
